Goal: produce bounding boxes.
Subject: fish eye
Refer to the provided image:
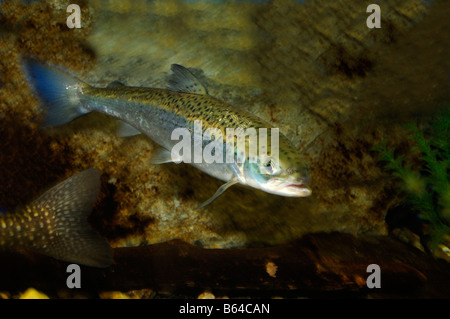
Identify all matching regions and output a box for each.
[261,158,278,175]
[264,160,273,173]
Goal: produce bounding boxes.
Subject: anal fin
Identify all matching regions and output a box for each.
[117,120,142,137]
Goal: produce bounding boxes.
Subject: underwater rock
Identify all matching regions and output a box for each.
[1,233,450,298]
[0,0,448,253]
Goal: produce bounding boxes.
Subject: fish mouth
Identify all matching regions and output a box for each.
[286,183,312,196]
[265,179,312,197]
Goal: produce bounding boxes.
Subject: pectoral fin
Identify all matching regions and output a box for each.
[197,178,239,209]
[149,147,181,164]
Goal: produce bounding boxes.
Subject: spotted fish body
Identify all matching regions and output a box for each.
[0,169,113,267]
[83,87,287,179]
[25,60,311,207]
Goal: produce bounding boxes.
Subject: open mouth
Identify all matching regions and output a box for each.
[265,179,312,197]
[286,183,311,196]
[287,183,307,189]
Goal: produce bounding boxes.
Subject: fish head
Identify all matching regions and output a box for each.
[244,151,311,197]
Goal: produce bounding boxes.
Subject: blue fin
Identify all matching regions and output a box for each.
[23,57,90,127]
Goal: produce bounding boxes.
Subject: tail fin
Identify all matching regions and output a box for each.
[30,169,113,268]
[23,57,90,127]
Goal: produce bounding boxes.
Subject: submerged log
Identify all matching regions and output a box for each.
[0,232,449,298]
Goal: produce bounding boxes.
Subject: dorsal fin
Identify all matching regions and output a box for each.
[167,64,208,95]
[107,80,125,89]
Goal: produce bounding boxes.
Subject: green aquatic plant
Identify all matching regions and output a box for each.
[373,108,450,260]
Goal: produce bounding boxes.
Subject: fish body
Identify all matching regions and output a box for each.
[0,169,113,267]
[25,60,311,206]
[84,86,236,182]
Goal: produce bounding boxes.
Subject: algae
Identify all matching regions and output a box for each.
[373,107,450,261]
